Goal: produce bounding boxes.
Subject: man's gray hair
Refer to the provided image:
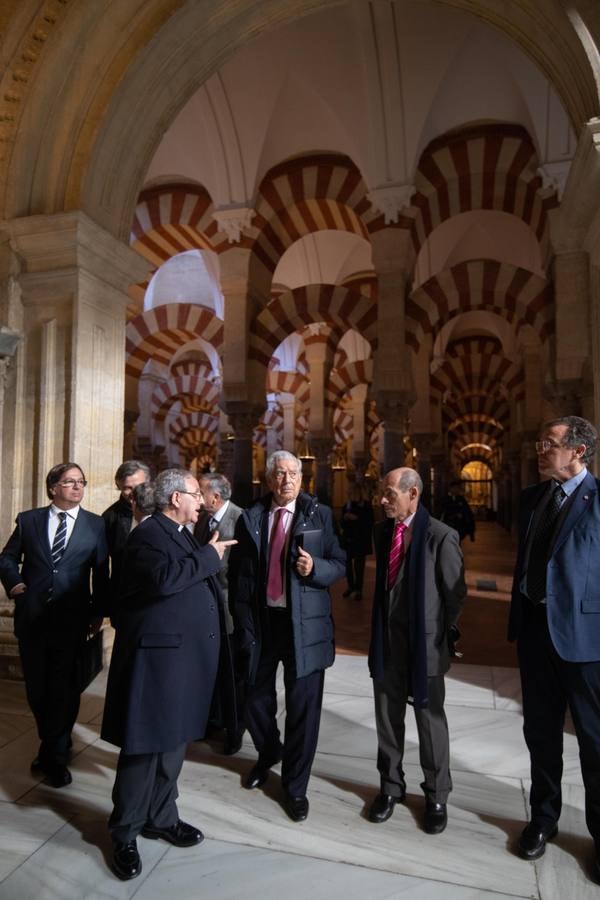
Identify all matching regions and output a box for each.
[115,459,150,485]
[199,472,231,500]
[543,416,598,464]
[265,450,302,479]
[396,468,423,494]
[154,468,193,510]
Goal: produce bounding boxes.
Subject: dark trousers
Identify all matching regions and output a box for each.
[518,602,600,844]
[245,609,325,797]
[108,743,186,844]
[374,668,451,803]
[346,554,366,594]
[18,631,81,767]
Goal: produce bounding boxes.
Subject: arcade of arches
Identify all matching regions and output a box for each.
[2,2,600,634]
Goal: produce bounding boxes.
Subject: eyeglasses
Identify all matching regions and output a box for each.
[58,479,87,487]
[535,440,565,453]
[179,490,203,499]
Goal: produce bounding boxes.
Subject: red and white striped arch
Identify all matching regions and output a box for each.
[407,260,551,354]
[151,372,221,423]
[326,359,373,408]
[266,370,310,405]
[125,304,224,377]
[430,337,524,409]
[169,411,219,443]
[411,124,558,260]
[131,184,220,267]
[250,284,377,367]
[250,154,407,284]
[176,428,218,454]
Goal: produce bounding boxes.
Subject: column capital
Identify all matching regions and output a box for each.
[7,211,149,292]
[224,401,264,439]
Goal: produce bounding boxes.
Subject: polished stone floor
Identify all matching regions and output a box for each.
[0,651,595,900]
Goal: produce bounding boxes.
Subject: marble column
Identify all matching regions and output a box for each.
[311,436,332,505]
[3,212,149,520]
[413,432,435,510]
[225,402,263,507]
[279,392,297,452]
[376,391,410,476]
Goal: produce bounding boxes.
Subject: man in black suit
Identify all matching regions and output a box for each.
[102,460,150,600]
[368,467,466,834]
[0,462,109,788]
[509,416,600,876]
[101,467,236,881]
[194,472,244,754]
[229,450,345,822]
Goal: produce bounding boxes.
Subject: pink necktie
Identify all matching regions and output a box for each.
[388,521,407,587]
[267,508,287,600]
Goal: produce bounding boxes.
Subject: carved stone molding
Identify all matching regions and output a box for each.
[368,184,415,224]
[213,207,255,243]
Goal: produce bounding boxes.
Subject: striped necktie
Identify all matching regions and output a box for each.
[51,511,68,565]
[388,521,407,588]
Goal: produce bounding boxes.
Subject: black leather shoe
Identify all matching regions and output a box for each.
[141,819,203,847]
[284,794,309,822]
[517,822,558,860]
[424,802,447,834]
[44,765,72,789]
[223,731,243,756]
[244,763,270,790]
[368,792,404,823]
[111,840,141,880]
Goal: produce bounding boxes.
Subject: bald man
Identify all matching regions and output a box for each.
[367,467,466,835]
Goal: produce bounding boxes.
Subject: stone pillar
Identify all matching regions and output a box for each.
[431,449,449,516]
[549,249,589,414]
[376,391,410,475]
[225,402,263,507]
[5,212,149,517]
[349,383,368,464]
[311,436,332,505]
[413,432,435,509]
[279,392,297,452]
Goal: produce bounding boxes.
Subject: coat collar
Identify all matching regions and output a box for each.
[552,470,598,554]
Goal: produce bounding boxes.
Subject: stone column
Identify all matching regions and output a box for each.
[549,249,589,415]
[376,391,410,475]
[279,392,297,452]
[5,212,149,517]
[311,436,332,505]
[349,383,368,466]
[413,432,435,509]
[225,402,263,507]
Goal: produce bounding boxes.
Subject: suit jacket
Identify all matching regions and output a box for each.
[101,513,223,754]
[194,500,243,634]
[0,506,109,640]
[369,510,466,686]
[509,470,600,662]
[102,497,132,585]
[229,491,346,683]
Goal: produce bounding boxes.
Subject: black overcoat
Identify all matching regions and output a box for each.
[101,513,223,754]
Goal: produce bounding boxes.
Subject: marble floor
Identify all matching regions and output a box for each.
[0,654,596,899]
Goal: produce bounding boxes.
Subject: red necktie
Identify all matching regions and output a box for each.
[388,521,407,587]
[267,508,287,600]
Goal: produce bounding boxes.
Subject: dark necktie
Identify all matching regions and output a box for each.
[526,483,565,604]
[208,515,218,533]
[51,511,68,565]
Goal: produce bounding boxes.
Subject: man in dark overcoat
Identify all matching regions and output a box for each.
[368,467,466,835]
[101,460,150,611]
[101,467,236,881]
[229,450,345,823]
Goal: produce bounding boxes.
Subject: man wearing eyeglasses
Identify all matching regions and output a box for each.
[0,462,109,788]
[509,416,600,880]
[228,450,345,823]
[101,468,237,881]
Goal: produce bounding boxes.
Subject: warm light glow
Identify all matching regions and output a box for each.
[460,442,491,453]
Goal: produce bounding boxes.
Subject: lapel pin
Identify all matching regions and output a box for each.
[583,495,589,501]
